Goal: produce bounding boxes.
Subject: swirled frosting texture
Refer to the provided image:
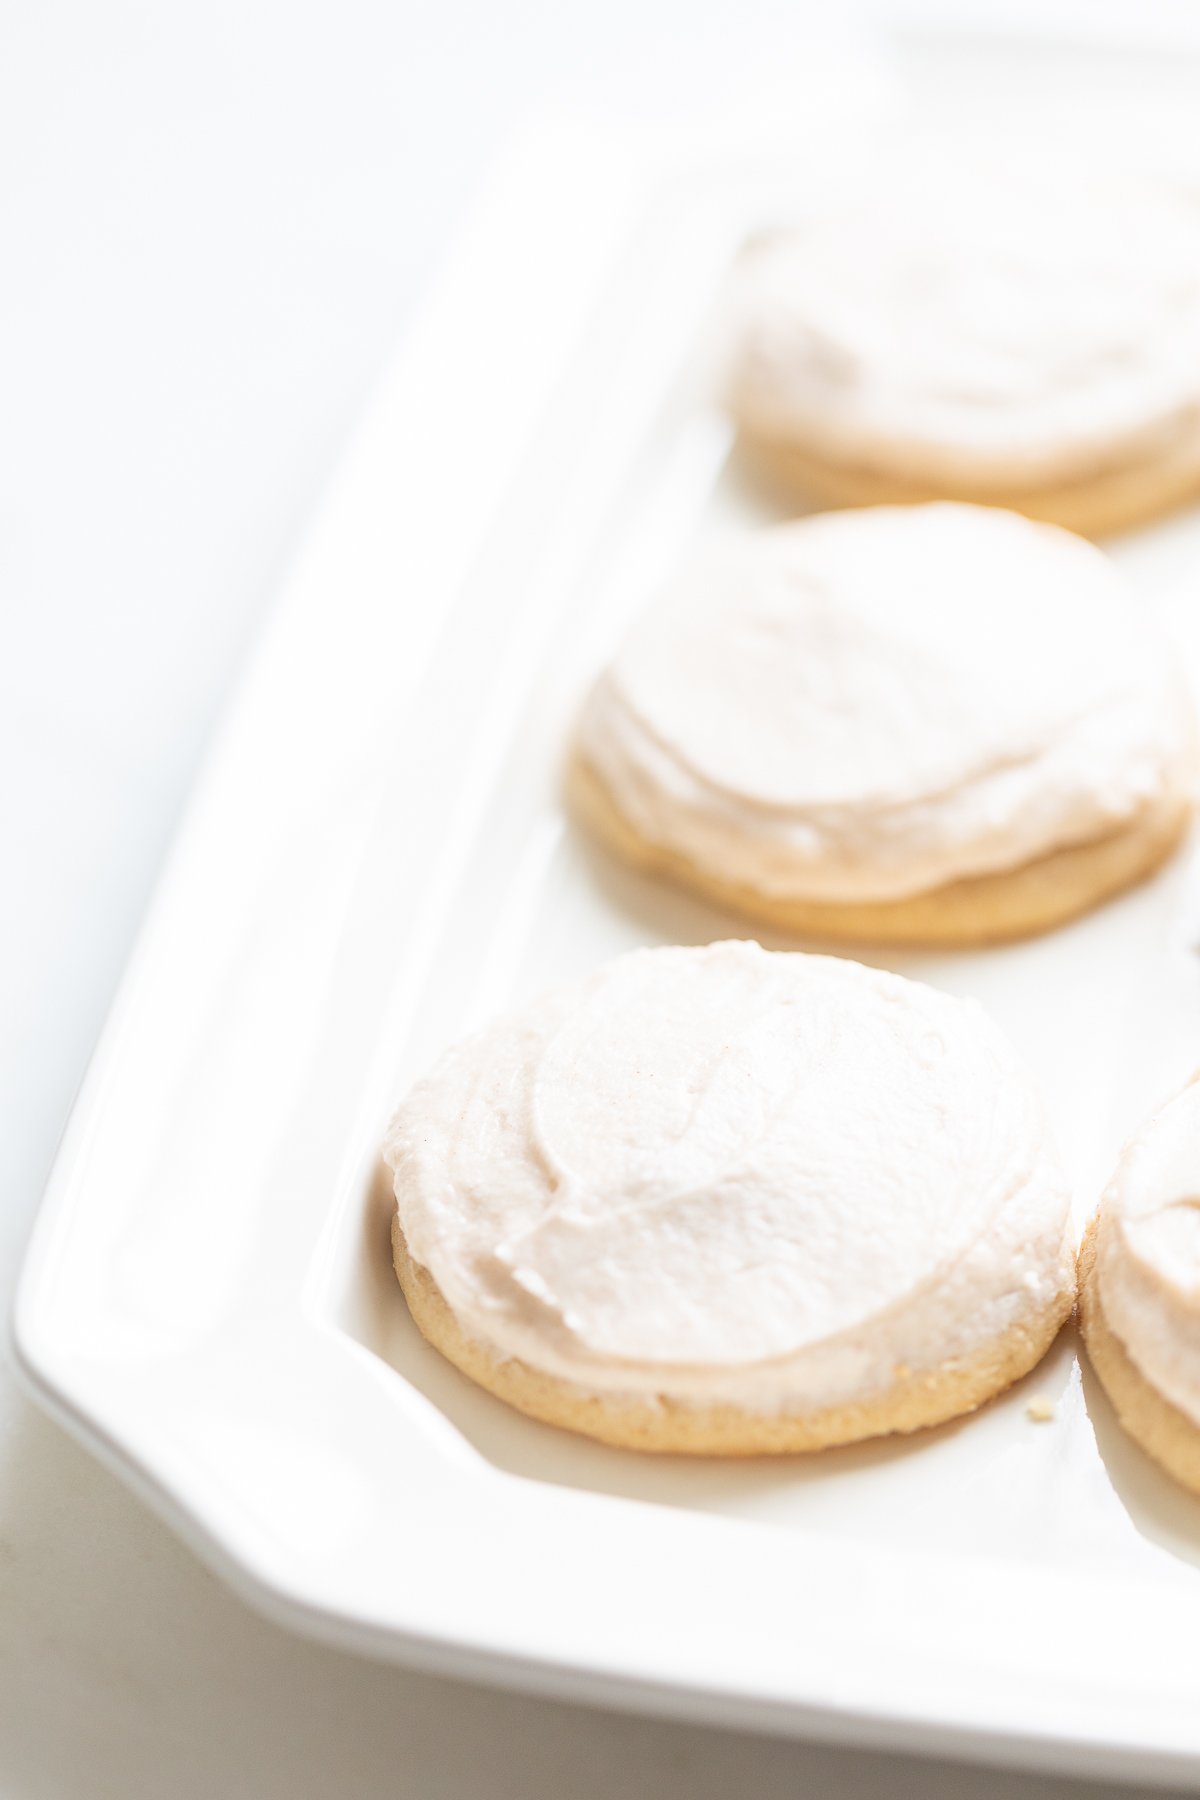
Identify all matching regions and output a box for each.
[578,506,1193,903]
[1096,1079,1200,1428]
[385,942,1073,1413]
[730,148,1200,484]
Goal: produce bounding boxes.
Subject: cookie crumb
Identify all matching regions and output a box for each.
[892,1362,911,1379]
[1025,1395,1055,1423]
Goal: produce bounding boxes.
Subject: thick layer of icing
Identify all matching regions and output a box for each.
[385,942,1073,1414]
[730,147,1200,486]
[1097,1079,1200,1429]
[578,506,1193,904]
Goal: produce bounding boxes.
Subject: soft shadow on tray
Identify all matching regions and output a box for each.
[1079,1354,1200,1572]
[352,1157,1091,1556]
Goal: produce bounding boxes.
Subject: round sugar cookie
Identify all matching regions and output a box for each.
[1079,1080,1200,1497]
[384,941,1075,1454]
[573,505,1194,947]
[728,143,1200,535]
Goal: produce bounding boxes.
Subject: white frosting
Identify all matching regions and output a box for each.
[1097,1079,1200,1428]
[385,942,1073,1414]
[731,148,1200,485]
[579,506,1193,904]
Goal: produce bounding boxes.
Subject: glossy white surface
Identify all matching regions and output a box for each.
[9,7,1200,1799]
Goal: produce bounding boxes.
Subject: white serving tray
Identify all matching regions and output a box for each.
[15,60,1200,1785]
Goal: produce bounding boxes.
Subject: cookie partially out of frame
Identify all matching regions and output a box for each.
[734,429,1200,545]
[1078,1220,1200,1496]
[728,142,1200,536]
[1078,1078,1200,1497]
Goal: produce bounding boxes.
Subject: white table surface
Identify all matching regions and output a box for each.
[5,3,1200,1794]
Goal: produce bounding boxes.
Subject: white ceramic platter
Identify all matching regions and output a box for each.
[16,47,1200,1785]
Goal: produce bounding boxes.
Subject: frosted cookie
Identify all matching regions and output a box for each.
[728,148,1200,535]
[573,505,1194,946]
[1079,1079,1200,1496]
[384,941,1075,1454]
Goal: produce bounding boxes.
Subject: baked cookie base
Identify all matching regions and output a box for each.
[569,756,1191,949]
[734,429,1200,540]
[394,1218,1071,1456]
[1077,1216,1200,1496]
